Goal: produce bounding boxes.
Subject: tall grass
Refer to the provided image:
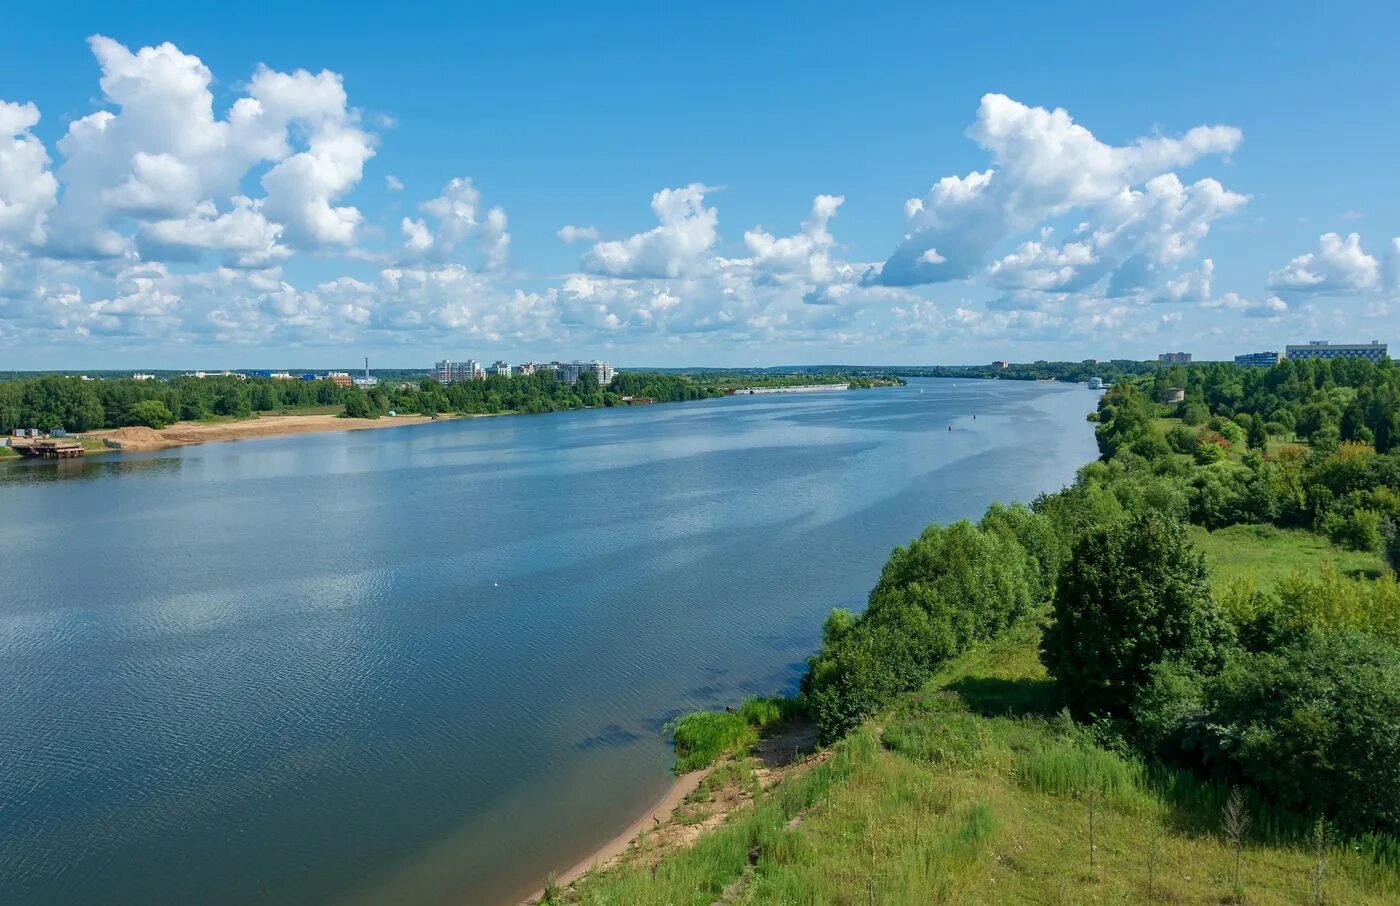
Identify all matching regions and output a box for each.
[668,695,804,773]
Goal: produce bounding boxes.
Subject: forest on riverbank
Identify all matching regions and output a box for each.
[0,369,910,435]
[557,355,1400,904]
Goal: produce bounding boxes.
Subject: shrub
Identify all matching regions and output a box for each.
[807,521,1035,742]
[1179,634,1400,837]
[1041,512,1230,719]
[1195,440,1227,465]
[1272,566,1400,644]
[1320,507,1384,552]
[1167,424,1199,454]
[126,399,174,429]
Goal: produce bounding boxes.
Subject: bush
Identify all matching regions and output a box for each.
[1167,424,1199,454]
[1320,507,1384,552]
[1041,513,1229,719]
[126,399,174,429]
[1272,567,1400,644]
[342,390,380,419]
[807,521,1035,742]
[1143,634,1400,838]
[1194,440,1227,464]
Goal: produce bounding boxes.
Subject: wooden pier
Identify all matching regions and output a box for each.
[9,438,84,458]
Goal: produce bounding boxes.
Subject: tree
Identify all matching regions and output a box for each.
[342,390,379,419]
[1247,416,1268,450]
[1041,512,1229,718]
[127,399,174,429]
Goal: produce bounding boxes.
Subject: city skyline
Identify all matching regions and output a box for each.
[4,3,1400,369]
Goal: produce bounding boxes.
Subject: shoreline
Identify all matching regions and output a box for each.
[80,412,465,452]
[517,767,712,905]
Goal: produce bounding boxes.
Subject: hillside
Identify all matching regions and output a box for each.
[554,616,1398,905]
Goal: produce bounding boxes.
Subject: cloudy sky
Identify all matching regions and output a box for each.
[3,2,1399,369]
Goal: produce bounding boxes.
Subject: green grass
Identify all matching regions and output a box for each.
[569,620,1399,905]
[669,696,803,773]
[1190,523,1387,589]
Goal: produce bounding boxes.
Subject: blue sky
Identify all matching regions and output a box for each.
[2,1,1399,368]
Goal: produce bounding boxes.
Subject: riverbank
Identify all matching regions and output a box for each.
[520,767,714,904]
[85,412,453,451]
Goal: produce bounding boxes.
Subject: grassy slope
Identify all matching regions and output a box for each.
[569,618,1399,905]
[1190,523,1387,588]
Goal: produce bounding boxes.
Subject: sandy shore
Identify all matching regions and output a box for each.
[89,413,452,451]
[518,767,712,904]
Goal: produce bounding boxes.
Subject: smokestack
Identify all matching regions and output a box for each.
[364,356,369,379]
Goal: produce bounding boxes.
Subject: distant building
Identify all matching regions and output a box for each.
[131,373,155,381]
[270,372,294,380]
[1158,352,1192,365]
[1234,351,1283,368]
[1285,340,1388,362]
[353,356,378,387]
[326,372,353,388]
[491,360,511,378]
[588,360,615,385]
[1163,387,1186,404]
[990,360,1010,370]
[512,362,537,377]
[1082,358,1099,365]
[432,360,479,383]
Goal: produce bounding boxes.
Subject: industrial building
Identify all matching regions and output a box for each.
[1234,351,1283,368]
[1284,340,1388,362]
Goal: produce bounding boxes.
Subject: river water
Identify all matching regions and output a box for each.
[0,378,1097,905]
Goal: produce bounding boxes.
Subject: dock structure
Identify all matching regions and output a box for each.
[9,438,84,458]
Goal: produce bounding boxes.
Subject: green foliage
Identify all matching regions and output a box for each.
[670,696,803,772]
[807,521,1037,742]
[125,399,173,429]
[1042,513,1229,719]
[341,389,381,419]
[1016,736,1148,811]
[670,712,756,773]
[1139,633,1400,838]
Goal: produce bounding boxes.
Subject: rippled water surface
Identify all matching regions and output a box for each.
[0,378,1097,904]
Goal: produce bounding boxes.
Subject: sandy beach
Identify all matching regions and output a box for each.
[88,413,452,451]
[519,767,712,904]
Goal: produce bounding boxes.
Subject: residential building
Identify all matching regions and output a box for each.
[432,360,482,383]
[1234,351,1282,368]
[990,360,1009,370]
[1158,352,1192,364]
[491,360,511,378]
[587,360,614,385]
[512,362,537,377]
[1285,340,1388,362]
[326,372,353,388]
[131,373,155,381]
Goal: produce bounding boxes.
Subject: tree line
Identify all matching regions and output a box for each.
[0,370,724,434]
[800,358,1400,852]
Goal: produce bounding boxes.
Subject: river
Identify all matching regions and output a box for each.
[0,377,1098,904]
